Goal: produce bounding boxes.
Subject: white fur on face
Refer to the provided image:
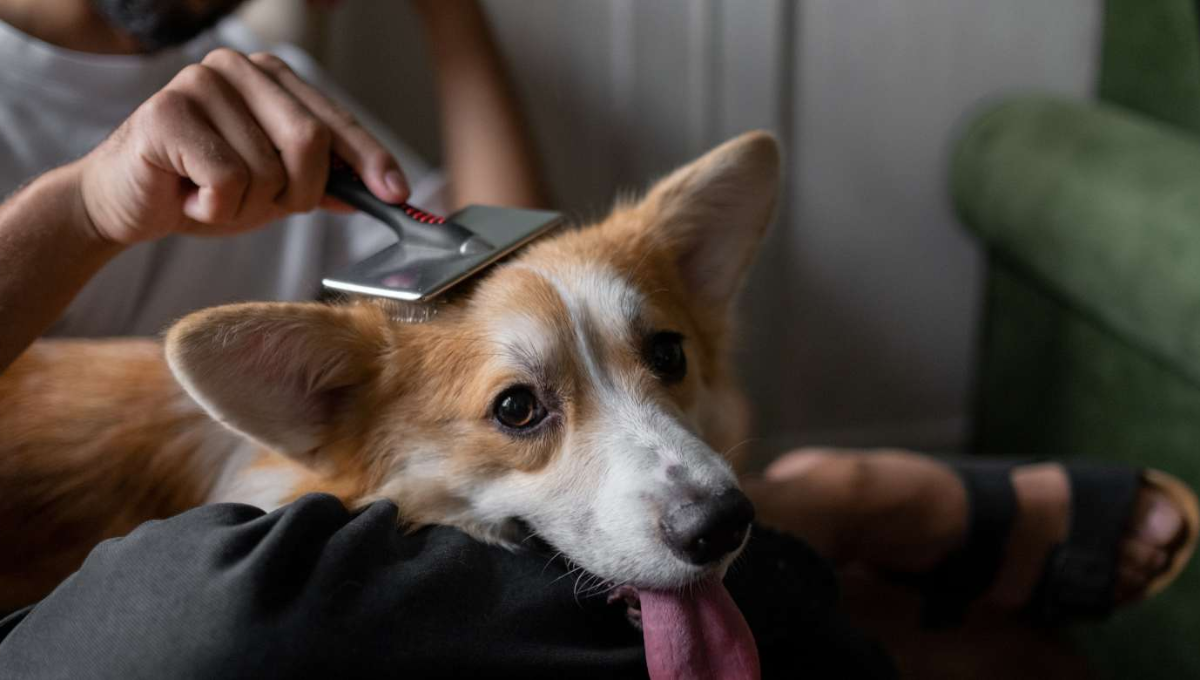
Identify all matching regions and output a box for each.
[466,263,742,589]
[487,306,559,371]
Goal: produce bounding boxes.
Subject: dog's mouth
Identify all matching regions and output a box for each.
[514,517,760,680]
[607,584,645,627]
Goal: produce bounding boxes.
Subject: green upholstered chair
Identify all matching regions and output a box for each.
[951,0,1200,677]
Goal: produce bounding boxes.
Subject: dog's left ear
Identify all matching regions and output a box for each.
[165,302,386,464]
[635,130,781,317]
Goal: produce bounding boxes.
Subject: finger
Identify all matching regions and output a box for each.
[200,48,331,213]
[137,88,249,224]
[247,51,409,203]
[174,63,287,223]
[318,196,355,213]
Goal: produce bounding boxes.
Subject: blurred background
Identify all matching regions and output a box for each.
[236,6,1200,674]
[240,0,1098,463]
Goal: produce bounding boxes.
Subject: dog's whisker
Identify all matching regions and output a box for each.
[579,578,615,598]
[549,562,585,587]
[570,570,595,606]
[723,437,759,460]
[539,550,564,575]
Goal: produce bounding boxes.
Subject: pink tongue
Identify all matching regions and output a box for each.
[638,578,760,680]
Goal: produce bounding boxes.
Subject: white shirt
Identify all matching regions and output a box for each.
[0,17,444,337]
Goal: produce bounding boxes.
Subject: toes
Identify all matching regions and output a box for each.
[1114,487,1187,605]
[1120,538,1168,576]
[1134,491,1185,547]
[1114,564,1149,605]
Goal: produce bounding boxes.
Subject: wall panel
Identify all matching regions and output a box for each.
[242,0,1101,460]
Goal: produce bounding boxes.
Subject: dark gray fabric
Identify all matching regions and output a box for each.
[0,494,894,679]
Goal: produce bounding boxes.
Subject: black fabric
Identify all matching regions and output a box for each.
[915,460,1019,627]
[1028,464,1142,624]
[0,494,895,679]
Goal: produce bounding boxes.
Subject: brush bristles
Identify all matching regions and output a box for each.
[376,299,440,324]
[324,293,440,324]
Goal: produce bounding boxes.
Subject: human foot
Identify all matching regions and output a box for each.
[983,463,1186,609]
[759,449,1198,617]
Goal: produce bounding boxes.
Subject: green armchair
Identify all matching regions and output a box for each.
[951,0,1200,676]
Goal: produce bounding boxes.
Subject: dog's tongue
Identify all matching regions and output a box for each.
[638,578,760,680]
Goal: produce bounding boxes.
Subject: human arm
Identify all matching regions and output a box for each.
[0,166,122,374]
[0,49,410,373]
[415,0,549,209]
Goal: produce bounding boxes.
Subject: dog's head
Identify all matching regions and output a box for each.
[167,131,780,590]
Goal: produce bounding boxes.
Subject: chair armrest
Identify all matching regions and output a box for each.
[953,96,1200,384]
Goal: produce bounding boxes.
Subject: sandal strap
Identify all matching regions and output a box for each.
[920,461,1018,628]
[1027,463,1141,624]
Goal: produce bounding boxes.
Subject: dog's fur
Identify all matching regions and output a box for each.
[0,132,780,611]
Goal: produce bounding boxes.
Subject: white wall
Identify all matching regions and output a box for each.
[243,0,1100,463]
[773,0,1100,456]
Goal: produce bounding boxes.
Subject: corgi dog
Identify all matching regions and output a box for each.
[0,131,781,635]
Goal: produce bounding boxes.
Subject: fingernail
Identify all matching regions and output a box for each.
[1141,499,1182,544]
[384,169,407,199]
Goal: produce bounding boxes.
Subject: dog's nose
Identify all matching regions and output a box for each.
[661,487,755,565]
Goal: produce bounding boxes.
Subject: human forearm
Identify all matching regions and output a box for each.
[0,163,123,373]
[1,48,412,374]
[417,0,548,209]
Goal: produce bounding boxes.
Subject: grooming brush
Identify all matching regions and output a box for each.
[322,162,563,320]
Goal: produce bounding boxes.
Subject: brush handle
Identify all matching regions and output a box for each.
[325,163,490,253]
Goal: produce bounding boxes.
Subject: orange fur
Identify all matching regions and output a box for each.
[0,131,779,610]
[0,340,241,610]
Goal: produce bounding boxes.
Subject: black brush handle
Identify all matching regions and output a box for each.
[325,163,487,252]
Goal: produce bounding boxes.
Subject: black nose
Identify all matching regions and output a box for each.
[661,487,755,565]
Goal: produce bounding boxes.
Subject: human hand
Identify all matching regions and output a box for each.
[76,48,409,246]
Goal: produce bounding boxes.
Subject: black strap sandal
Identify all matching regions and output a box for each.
[912,461,1199,628]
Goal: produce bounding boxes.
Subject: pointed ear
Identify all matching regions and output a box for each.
[165,302,386,462]
[635,131,781,314]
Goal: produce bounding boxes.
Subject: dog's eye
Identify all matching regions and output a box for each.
[646,332,686,383]
[493,386,545,430]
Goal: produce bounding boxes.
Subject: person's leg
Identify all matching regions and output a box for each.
[743,450,967,570]
[0,495,647,679]
[0,492,895,680]
[742,448,1189,609]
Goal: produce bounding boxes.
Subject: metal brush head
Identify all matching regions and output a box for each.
[321,165,562,305]
[322,205,562,303]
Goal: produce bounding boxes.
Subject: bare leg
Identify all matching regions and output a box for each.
[743,449,966,570]
[416,0,550,210]
[742,448,1187,609]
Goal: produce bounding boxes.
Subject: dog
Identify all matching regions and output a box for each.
[0,131,780,621]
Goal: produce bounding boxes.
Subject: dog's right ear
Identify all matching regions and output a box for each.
[165,302,386,465]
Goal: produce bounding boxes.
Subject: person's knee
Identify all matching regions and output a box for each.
[840,450,954,520]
